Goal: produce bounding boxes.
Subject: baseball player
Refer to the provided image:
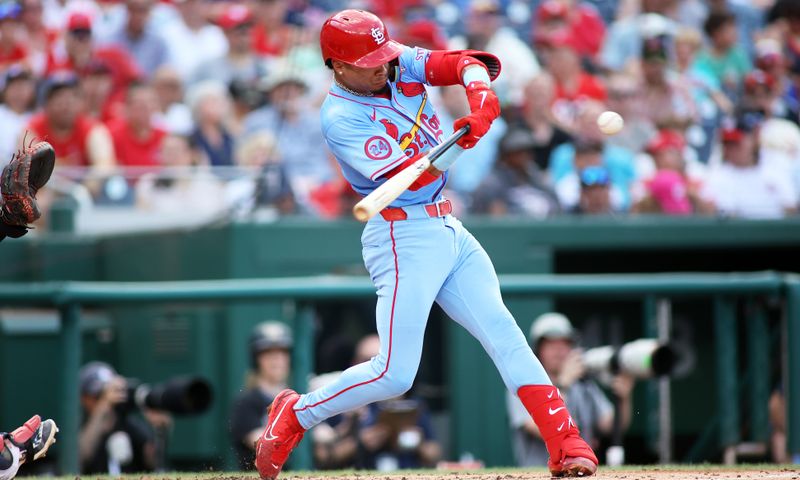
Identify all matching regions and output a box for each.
[0,416,59,480]
[255,10,598,479]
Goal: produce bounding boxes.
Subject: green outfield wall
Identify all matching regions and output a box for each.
[0,216,798,472]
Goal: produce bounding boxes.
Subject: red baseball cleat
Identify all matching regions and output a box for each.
[517,385,598,477]
[6,415,59,464]
[548,434,598,477]
[254,389,305,480]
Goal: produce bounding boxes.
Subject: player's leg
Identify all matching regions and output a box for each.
[435,217,597,477]
[255,219,455,479]
[0,415,59,480]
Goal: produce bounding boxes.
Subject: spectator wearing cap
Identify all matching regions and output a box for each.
[160,0,227,82]
[236,132,297,215]
[0,66,36,164]
[45,12,141,98]
[470,126,559,217]
[535,28,606,128]
[693,11,752,99]
[505,312,633,467]
[25,74,117,171]
[632,130,712,215]
[0,2,28,69]
[450,0,540,107]
[639,34,698,132]
[230,321,293,470]
[532,0,606,60]
[78,361,165,474]
[80,59,126,124]
[554,136,628,214]
[187,80,236,168]
[107,81,167,168]
[702,115,798,218]
[742,69,791,121]
[193,4,268,90]
[599,0,678,73]
[241,64,335,211]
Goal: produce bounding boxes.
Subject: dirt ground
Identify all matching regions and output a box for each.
[56,467,800,480]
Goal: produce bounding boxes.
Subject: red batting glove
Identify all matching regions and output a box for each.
[453,81,501,149]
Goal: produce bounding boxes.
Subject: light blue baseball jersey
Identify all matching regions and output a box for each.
[320,46,448,206]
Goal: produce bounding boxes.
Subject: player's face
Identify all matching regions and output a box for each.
[337,61,390,94]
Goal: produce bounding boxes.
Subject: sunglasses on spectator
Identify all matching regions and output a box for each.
[69,28,92,40]
[579,166,610,187]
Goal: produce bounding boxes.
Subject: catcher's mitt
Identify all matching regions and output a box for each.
[0,139,56,228]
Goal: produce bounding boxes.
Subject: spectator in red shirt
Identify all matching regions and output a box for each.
[0,3,28,70]
[46,12,141,96]
[535,29,606,127]
[108,81,167,168]
[250,0,293,58]
[533,0,605,59]
[25,74,117,173]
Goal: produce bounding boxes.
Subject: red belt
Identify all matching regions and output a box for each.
[380,199,453,221]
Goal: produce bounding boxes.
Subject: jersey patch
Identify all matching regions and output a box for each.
[364,136,393,160]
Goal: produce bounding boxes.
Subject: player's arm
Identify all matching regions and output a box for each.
[419,49,502,150]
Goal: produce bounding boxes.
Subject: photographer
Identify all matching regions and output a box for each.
[505,313,634,467]
[229,321,293,470]
[350,336,441,471]
[78,362,171,475]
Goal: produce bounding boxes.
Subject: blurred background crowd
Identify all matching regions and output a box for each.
[1,0,800,227]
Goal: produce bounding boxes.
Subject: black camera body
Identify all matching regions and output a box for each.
[118,376,213,415]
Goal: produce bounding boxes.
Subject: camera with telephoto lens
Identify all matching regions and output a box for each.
[118,376,213,415]
[582,339,677,380]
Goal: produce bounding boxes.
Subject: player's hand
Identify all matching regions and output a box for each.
[557,349,586,388]
[453,82,500,149]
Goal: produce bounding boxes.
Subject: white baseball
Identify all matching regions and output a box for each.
[597,111,624,135]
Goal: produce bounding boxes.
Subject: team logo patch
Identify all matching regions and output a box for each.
[371,27,386,45]
[364,136,392,160]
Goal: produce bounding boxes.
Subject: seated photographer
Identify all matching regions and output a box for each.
[78,362,171,475]
[505,313,634,467]
[230,321,293,470]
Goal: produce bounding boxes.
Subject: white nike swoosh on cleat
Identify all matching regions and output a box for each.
[262,400,291,441]
[549,407,565,415]
[557,421,566,432]
[547,391,555,399]
[272,464,280,469]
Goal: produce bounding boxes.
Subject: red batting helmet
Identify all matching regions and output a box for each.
[320,10,404,68]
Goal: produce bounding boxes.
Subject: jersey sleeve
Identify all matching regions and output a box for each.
[397,45,432,85]
[324,115,408,181]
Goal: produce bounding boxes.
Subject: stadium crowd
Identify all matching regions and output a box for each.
[1,0,799,221]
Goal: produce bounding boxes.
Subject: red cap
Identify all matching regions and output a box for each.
[534,28,580,53]
[537,0,568,22]
[744,69,776,92]
[401,20,448,51]
[647,130,685,154]
[216,4,253,30]
[67,12,92,31]
[721,126,745,143]
[320,9,403,68]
